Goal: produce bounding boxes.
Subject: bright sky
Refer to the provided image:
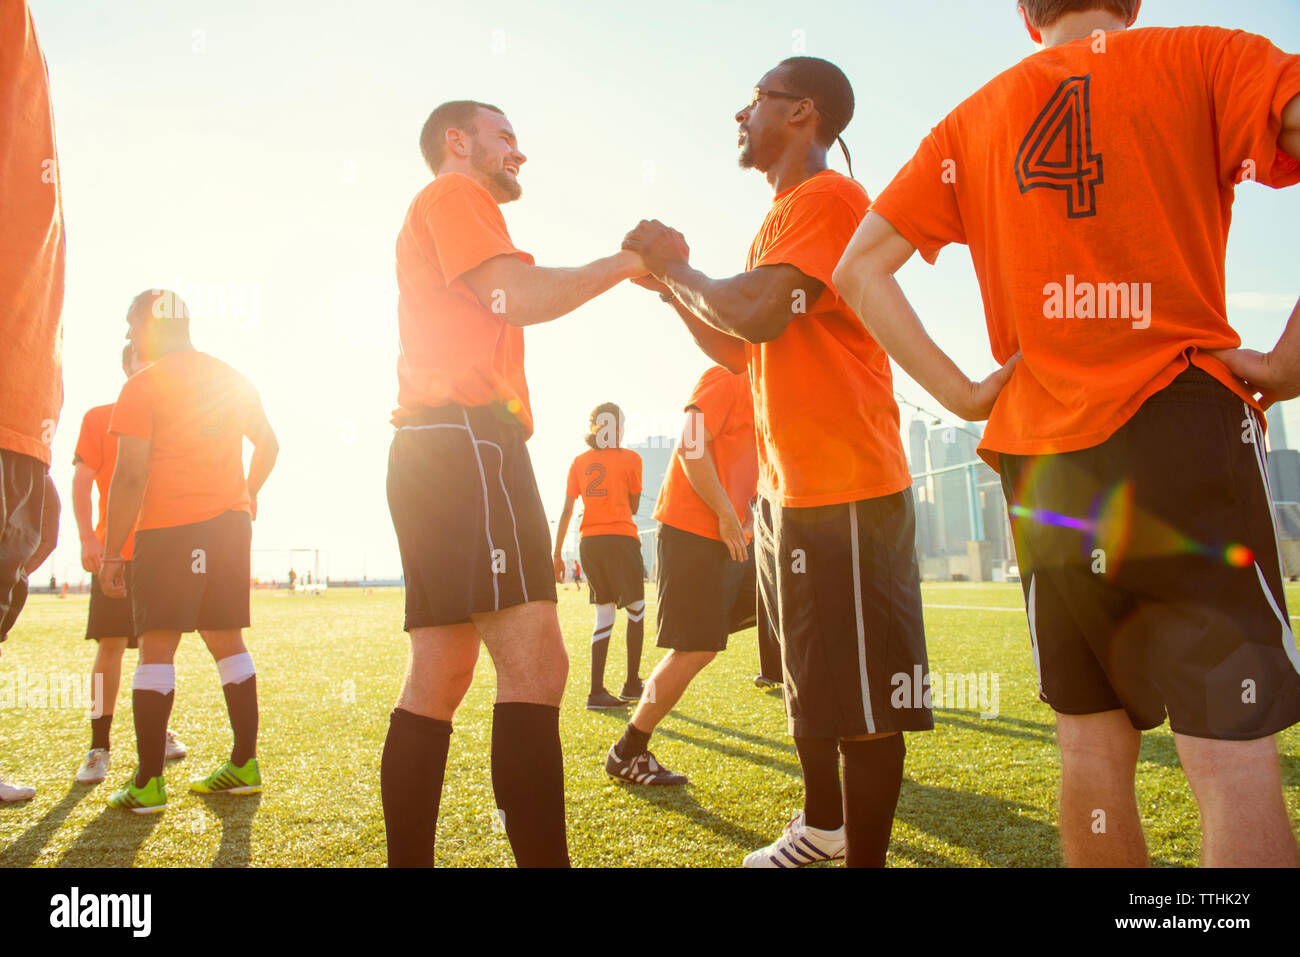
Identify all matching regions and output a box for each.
[30,0,1300,583]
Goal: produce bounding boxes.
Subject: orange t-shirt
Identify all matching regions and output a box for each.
[0,1,65,465]
[654,365,759,542]
[73,402,135,559]
[109,351,262,531]
[746,169,911,507]
[566,446,642,539]
[394,172,536,436]
[870,26,1300,470]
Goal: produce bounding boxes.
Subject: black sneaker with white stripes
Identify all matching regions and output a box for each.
[604,746,688,786]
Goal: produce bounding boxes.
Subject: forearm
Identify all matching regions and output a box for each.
[661,262,784,344]
[508,253,640,327]
[667,297,747,372]
[553,510,573,558]
[72,473,96,543]
[1281,94,1300,161]
[104,477,146,559]
[247,444,278,499]
[1263,296,1300,379]
[680,449,735,520]
[851,268,978,416]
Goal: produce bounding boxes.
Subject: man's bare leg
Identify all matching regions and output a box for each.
[1175,732,1297,867]
[1056,709,1147,866]
[474,600,570,866]
[629,649,715,733]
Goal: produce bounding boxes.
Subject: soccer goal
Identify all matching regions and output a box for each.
[251,547,328,592]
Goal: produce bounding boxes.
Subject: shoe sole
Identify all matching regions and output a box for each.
[110,801,166,814]
[616,695,640,703]
[190,784,261,795]
[164,752,187,761]
[75,775,107,785]
[607,773,688,786]
[586,702,627,710]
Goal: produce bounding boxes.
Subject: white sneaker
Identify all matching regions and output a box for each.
[0,776,36,802]
[164,729,188,761]
[743,812,846,868]
[75,748,112,784]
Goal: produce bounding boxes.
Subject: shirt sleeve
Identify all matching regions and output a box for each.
[73,410,103,471]
[684,366,732,442]
[108,376,153,440]
[424,179,533,285]
[1206,28,1300,189]
[750,187,864,299]
[627,451,642,497]
[870,119,967,265]
[566,458,580,500]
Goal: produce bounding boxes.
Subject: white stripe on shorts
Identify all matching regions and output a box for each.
[848,505,877,734]
[461,410,500,610]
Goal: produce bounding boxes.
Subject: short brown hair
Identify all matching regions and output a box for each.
[419,100,505,173]
[1018,0,1137,28]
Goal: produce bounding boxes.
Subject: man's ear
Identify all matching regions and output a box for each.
[1018,5,1043,45]
[1127,0,1141,27]
[444,126,470,161]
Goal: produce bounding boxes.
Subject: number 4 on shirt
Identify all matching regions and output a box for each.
[1016,74,1104,219]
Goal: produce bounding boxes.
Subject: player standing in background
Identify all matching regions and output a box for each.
[603,364,758,785]
[385,100,646,867]
[101,290,278,813]
[553,403,647,710]
[623,57,932,867]
[72,343,188,785]
[835,0,1300,865]
[0,0,65,805]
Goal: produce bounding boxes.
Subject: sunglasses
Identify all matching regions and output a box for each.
[742,88,855,179]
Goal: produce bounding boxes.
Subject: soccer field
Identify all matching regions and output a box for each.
[2,582,1298,868]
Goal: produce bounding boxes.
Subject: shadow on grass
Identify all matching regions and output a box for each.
[934,710,1056,744]
[0,785,92,867]
[651,726,801,778]
[55,804,162,867]
[668,712,796,755]
[896,778,1063,867]
[194,792,262,868]
[614,782,775,852]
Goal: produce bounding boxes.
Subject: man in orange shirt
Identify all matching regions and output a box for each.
[101,290,279,814]
[603,365,759,786]
[624,57,931,868]
[552,403,645,710]
[835,0,1300,866]
[384,101,645,867]
[71,343,188,786]
[0,0,65,805]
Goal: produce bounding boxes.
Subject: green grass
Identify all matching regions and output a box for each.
[1,581,1298,867]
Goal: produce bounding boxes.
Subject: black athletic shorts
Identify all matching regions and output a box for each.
[1000,366,1300,740]
[388,403,557,629]
[87,567,136,645]
[131,510,251,635]
[756,488,932,738]
[580,534,645,608]
[0,451,46,641]
[656,523,756,652]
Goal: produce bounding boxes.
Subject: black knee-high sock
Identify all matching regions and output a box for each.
[222,676,258,766]
[381,708,452,868]
[794,735,843,830]
[590,628,612,694]
[626,614,644,683]
[133,690,174,787]
[840,734,906,868]
[90,713,113,751]
[491,702,570,867]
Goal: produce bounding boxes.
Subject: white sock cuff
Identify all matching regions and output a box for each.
[626,600,646,621]
[133,664,175,695]
[216,652,256,686]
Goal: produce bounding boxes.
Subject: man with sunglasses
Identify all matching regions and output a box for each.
[625,56,931,868]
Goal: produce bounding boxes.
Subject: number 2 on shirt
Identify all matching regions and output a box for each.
[584,462,608,498]
[1015,75,1104,219]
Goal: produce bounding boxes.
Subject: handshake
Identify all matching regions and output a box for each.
[618,219,690,297]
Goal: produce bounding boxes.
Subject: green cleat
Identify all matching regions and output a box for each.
[189,757,261,795]
[107,775,167,814]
